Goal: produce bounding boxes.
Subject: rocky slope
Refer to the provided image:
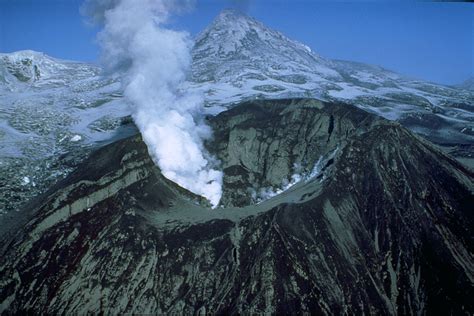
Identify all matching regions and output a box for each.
[1,99,472,314]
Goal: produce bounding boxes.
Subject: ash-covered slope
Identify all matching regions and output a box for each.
[1,99,473,314]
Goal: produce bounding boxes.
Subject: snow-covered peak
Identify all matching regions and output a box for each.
[195,9,272,56]
[192,9,339,87]
[195,9,323,60]
[212,9,251,26]
[0,50,100,89]
[204,9,321,56]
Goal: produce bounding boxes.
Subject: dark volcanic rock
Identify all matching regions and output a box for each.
[0,99,473,314]
[209,99,378,207]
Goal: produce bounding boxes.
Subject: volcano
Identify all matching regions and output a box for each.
[1,99,472,314]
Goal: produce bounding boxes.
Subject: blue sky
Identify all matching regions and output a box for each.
[0,0,472,85]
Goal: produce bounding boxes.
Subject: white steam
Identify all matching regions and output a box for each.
[83,0,223,207]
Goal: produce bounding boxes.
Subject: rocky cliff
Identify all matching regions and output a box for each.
[0,99,473,314]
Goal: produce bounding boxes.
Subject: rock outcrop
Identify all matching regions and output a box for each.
[1,99,473,314]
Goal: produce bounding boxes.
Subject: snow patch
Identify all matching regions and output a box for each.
[70,135,82,142]
[21,176,30,185]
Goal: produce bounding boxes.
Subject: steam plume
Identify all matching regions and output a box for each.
[83,0,223,207]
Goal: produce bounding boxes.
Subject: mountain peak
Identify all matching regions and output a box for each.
[213,8,262,27]
[196,9,272,52]
[207,9,315,52]
[194,9,322,62]
[191,9,335,89]
[215,8,249,21]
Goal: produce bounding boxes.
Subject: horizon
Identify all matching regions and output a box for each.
[0,0,472,85]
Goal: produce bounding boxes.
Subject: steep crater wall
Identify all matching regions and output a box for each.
[209,98,380,207]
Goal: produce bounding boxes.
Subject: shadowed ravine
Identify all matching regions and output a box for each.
[0,99,473,314]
